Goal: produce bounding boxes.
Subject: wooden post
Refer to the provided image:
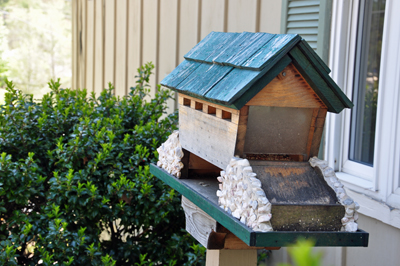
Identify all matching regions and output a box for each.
[182,196,266,265]
[206,249,257,266]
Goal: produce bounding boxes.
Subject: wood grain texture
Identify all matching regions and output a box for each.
[188,153,221,171]
[242,34,301,70]
[206,249,257,266]
[289,46,350,113]
[186,32,239,62]
[180,149,221,179]
[212,32,259,65]
[230,55,292,109]
[176,63,233,96]
[305,108,320,159]
[180,149,190,179]
[246,63,326,108]
[161,60,200,89]
[234,106,249,157]
[309,108,327,157]
[179,105,238,170]
[216,226,267,250]
[225,33,275,67]
[182,196,217,248]
[298,39,331,74]
[251,161,338,205]
[178,94,240,117]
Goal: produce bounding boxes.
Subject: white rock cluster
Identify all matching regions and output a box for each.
[216,157,273,232]
[309,157,359,232]
[157,131,184,178]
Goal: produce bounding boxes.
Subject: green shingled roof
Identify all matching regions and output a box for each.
[161,32,353,113]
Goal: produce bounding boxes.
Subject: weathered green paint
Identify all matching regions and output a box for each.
[298,40,331,74]
[253,230,369,247]
[161,31,352,114]
[150,164,369,247]
[289,46,353,113]
[231,55,292,109]
[241,34,300,70]
[161,60,200,89]
[150,164,253,245]
[176,63,233,96]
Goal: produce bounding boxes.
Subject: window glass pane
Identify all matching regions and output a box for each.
[349,0,386,166]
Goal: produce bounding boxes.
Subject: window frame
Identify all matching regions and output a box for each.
[326,0,400,228]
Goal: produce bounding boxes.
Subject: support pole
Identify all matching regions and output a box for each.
[205,249,257,266]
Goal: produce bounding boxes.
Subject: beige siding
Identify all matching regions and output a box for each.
[265,214,400,266]
[73,0,282,106]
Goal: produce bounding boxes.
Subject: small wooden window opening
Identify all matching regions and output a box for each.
[183,98,191,106]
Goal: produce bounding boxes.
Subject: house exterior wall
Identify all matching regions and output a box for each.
[265,214,400,266]
[72,1,400,265]
[72,0,281,112]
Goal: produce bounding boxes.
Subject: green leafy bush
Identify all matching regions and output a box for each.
[0,63,205,265]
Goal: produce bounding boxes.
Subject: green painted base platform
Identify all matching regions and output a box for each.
[150,164,369,247]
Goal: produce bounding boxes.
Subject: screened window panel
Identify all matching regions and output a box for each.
[349,0,386,166]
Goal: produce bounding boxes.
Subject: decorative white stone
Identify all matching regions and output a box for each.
[216,157,273,232]
[309,157,359,232]
[156,131,185,178]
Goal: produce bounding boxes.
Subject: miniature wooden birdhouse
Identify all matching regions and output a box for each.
[151,32,368,248]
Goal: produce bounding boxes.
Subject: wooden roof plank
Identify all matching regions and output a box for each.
[298,39,331,74]
[184,31,223,61]
[184,32,240,62]
[204,68,262,103]
[160,59,200,89]
[242,34,301,70]
[226,33,276,67]
[231,55,292,109]
[289,46,349,113]
[212,32,257,65]
[162,32,352,113]
[203,33,241,63]
[176,63,233,97]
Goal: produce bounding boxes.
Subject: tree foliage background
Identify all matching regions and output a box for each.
[0,0,71,100]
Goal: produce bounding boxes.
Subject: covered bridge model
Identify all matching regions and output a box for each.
[161,31,352,170]
[152,32,367,249]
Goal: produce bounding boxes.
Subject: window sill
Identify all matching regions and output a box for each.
[345,188,400,230]
[336,172,375,190]
[336,172,400,230]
